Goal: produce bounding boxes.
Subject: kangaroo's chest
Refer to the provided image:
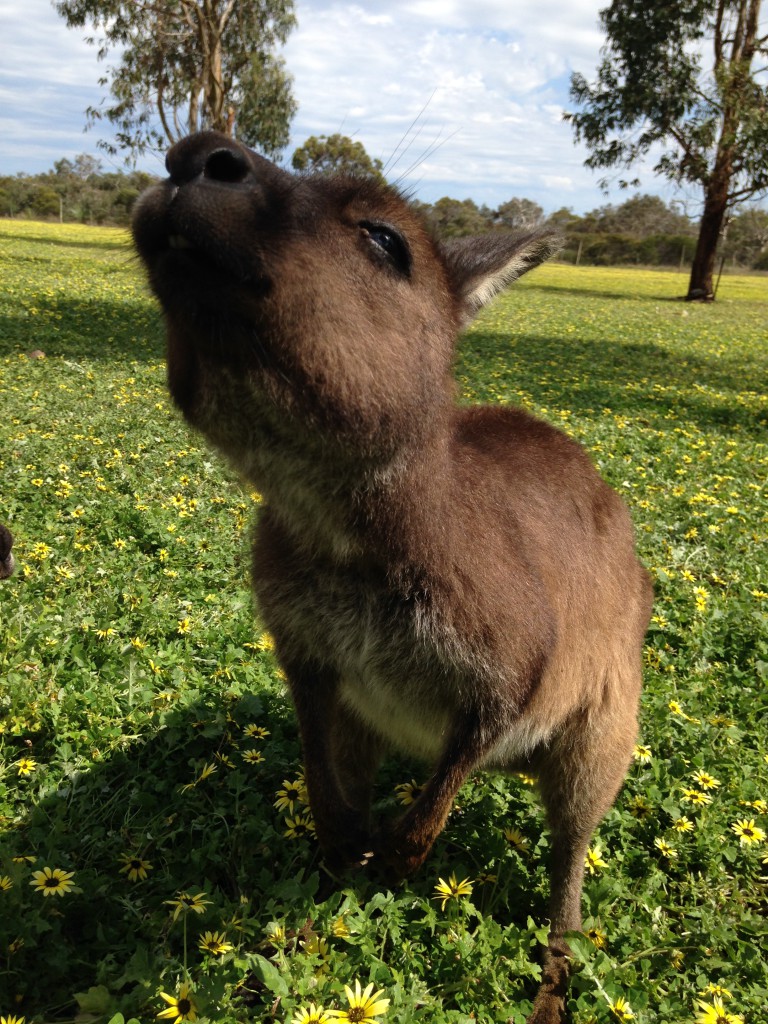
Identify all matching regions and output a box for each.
[256,558,461,761]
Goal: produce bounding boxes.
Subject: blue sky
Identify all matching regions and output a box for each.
[1,0,694,213]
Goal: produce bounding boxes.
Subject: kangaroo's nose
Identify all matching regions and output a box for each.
[165,131,256,187]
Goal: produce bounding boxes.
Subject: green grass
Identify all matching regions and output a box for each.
[0,220,766,1024]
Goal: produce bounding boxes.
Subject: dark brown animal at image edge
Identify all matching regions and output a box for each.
[0,524,14,579]
[132,131,653,1024]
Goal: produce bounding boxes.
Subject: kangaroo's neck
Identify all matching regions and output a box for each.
[253,423,454,568]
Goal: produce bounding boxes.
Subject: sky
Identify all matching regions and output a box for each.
[1,0,689,214]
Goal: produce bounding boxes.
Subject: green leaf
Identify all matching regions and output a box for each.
[249,954,291,997]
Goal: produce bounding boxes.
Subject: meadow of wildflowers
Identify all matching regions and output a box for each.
[0,220,766,1023]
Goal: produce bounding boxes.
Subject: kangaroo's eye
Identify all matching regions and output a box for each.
[359,221,411,276]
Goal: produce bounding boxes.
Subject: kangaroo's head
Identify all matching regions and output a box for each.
[133,132,557,484]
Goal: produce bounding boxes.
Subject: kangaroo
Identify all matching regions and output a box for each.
[0,524,14,579]
[132,131,653,1024]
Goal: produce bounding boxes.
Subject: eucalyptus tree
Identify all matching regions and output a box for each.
[54,0,297,160]
[567,0,768,299]
[291,134,385,179]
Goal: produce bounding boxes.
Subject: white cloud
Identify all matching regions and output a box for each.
[279,1,610,208]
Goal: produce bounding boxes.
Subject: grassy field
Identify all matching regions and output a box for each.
[0,219,766,1024]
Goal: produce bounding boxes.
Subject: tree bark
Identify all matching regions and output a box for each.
[685,0,761,301]
[686,180,729,300]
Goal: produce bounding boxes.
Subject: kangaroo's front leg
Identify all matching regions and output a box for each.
[284,659,377,872]
[376,709,498,879]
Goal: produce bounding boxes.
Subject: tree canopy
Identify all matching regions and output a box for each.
[494,198,545,232]
[290,134,385,179]
[567,0,768,299]
[54,0,297,160]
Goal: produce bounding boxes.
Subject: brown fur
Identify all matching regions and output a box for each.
[133,131,653,1024]
[0,524,14,580]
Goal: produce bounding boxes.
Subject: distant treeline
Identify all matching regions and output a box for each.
[414,193,768,271]
[0,155,155,230]
[3,155,767,270]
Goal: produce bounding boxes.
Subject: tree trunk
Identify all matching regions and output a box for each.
[686,0,761,302]
[686,185,728,301]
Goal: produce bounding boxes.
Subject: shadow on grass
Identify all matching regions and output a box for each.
[0,292,165,363]
[5,234,132,253]
[1,681,549,1019]
[461,329,768,440]
[524,281,677,303]
[0,690,307,1015]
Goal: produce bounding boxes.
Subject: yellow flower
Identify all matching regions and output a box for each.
[293,1004,332,1024]
[585,924,607,949]
[275,778,309,813]
[198,930,233,956]
[654,837,678,859]
[284,812,316,839]
[701,984,733,999]
[164,891,212,922]
[730,818,765,845]
[692,770,721,790]
[29,866,75,897]
[0,1015,26,1024]
[242,749,264,764]
[585,843,608,875]
[682,789,712,806]
[629,795,652,819]
[476,872,497,885]
[432,873,473,910]
[393,779,424,805]
[695,997,744,1024]
[119,854,153,881]
[503,827,530,853]
[328,980,390,1022]
[157,981,197,1023]
[266,923,286,946]
[632,744,652,763]
[673,816,694,833]
[331,915,351,938]
[16,757,37,776]
[243,724,270,738]
[609,995,634,1020]
[301,934,331,972]
[301,934,330,956]
[0,875,13,891]
[181,762,217,792]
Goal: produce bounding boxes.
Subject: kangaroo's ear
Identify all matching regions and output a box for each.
[438,230,561,326]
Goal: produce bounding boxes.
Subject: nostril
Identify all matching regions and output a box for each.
[204,147,251,184]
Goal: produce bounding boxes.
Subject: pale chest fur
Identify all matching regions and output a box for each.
[254,556,458,761]
[252,535,556,768]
